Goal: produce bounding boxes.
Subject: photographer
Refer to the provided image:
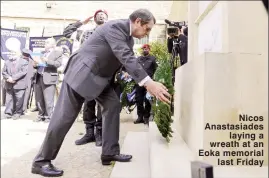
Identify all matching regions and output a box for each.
[166,19,188,66]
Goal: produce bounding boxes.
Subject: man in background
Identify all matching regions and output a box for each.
[133,44,158,125]
[33,38,63,122]
[2,49,30,119]
[167,25,188,66]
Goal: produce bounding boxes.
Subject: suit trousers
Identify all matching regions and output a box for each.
[33,81,121,164]
[35,74,56,119]
[5,88,25,116]
[22,82,33,112]
[135,85,151,119]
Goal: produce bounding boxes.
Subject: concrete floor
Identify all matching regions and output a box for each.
[1,106,147,178]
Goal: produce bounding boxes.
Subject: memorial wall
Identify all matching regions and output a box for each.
[174,1,268,167]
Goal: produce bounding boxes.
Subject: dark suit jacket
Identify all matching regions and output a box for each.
[64,19,148,100]
[2,57,29,90]
[34,48,63,85]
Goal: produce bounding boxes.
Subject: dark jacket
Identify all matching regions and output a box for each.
[137,55,158,78]
[2,57,29,90]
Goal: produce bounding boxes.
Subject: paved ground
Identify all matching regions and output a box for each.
[1,106,148,178]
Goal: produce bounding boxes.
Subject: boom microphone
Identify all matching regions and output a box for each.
[164,19,172,25]
[164,19,187,28]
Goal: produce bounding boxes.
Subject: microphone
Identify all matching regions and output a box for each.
[164,19,172,25]
[165,19,187,28]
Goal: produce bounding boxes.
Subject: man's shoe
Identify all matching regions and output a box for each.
[31,108,38,112]
[43,118,50,123]
[13,114,21,120]
[75,128,95,145]
[75,134,95,145]
[34,118,44,122]
[134,117,144,124]
[144,117,149,125]
[95,128,102,147]
[4,114,12,119]
[101,154,132,165]
[31,163,64,177]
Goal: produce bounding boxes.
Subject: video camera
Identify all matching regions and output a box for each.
[165,19,187,36]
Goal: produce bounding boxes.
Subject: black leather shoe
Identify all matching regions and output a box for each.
[144,117,149,125]
[75,134,95,145]
[4,114,12,119]
[101,154,132,165]
[134,117,144,124]
[31,163,64,177]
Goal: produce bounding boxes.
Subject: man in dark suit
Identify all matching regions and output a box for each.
[2,49,30,119]
[33,38,63,122]
[31,9,170,177]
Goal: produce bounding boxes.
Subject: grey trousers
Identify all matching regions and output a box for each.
[33,81,121,164]
[35,75,56,119]
[22,83,33,112]
[5,88,25,115]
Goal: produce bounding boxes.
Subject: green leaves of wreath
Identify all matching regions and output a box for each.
[150,41,174,142]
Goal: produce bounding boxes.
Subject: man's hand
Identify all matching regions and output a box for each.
[32,60,39,67]
[144,80,171,103]
[41,57,48,62]
[82,16,94,25]
[7,77,15,83]
[123,72,130,79]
